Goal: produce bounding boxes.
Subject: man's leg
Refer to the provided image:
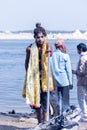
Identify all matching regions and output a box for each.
[36,107,43,123]
[61,86,70,112]
[50,88,60,116]
[77,86,87,118]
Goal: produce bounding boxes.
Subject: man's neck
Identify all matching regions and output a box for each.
[36,42,43,48]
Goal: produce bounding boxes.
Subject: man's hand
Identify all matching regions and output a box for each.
[46,50,53,57]
[69,84,73,90]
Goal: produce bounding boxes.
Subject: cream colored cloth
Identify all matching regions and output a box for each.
[26,43,40,107]
[23,41,54,108]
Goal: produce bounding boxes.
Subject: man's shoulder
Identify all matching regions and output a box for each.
[60,52,70,60]
[26,44,32,52]
[80,56,87,63]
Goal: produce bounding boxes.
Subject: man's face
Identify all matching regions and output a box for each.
[35,32,45,46]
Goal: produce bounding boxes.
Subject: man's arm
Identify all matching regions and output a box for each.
[25,46,31,71]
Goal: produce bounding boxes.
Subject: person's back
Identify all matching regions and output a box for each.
[50,39,73,114]
[51,49,72,87]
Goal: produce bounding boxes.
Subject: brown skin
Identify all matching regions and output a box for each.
[25,32,52,123]
[35,33,45,47]
[25,32,52,71]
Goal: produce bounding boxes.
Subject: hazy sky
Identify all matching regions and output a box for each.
[0,0,87,31]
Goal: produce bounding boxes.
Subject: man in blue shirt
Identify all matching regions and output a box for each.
[51,39,73,114]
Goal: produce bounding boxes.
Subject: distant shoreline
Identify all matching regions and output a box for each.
[0,29,87,40]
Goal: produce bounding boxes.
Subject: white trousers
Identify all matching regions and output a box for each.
[77,85,87,118]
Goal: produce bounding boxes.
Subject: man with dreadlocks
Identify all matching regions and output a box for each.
[22,23,55,123]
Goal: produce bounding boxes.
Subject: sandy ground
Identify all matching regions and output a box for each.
[0,112,38,130]
[0,112,87,130]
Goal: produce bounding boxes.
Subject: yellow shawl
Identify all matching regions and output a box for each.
[41,41,54,91]
[23,41,54,107]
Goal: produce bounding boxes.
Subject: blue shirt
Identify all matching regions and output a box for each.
[51,49,72,87]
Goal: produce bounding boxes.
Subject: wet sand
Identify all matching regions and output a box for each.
[0,112,87,130]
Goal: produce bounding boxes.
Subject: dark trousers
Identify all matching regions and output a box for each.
[50,90,60,116]
[50,86,70,115]
[58,86,70,113]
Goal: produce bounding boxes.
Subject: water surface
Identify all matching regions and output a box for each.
[0,39,87,113]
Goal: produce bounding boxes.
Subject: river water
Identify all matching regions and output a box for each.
[0,39,87,113]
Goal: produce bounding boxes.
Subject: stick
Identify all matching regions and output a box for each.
[46,48,51,121]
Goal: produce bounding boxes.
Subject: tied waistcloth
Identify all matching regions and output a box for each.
[23,42,54,108]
